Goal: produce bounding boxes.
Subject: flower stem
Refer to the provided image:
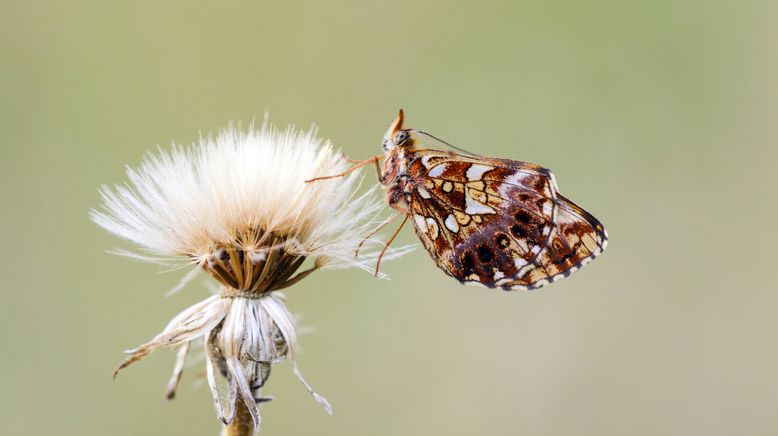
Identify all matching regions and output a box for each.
[221,401,255,436]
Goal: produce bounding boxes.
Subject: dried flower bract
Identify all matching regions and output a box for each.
[92,120,407,432]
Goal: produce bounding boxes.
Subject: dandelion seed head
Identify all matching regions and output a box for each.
[93,119,407,432]
[91,122,396,276]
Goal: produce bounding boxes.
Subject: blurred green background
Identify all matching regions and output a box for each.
[2,1,777,435]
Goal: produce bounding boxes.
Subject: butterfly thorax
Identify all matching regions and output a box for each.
[381,143,420,210]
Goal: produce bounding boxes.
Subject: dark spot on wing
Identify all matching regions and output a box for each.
[477,245,494,262]
[514,211,532,224]
[462,251,475,276]
[495,233,510,249]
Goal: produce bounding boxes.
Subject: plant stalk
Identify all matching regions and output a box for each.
[221,400,255,436]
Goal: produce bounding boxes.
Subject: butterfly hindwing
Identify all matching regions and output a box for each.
[498,194,608,289]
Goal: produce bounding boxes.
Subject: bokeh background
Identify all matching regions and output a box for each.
[2,1,777,435]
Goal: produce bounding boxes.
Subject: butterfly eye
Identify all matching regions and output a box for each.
[392,131,410,146]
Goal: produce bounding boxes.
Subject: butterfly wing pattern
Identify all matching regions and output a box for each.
[403,148,607,290]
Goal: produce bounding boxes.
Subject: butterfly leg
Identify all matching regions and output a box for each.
[355,213,401,258]
[346,154,384,182]
[374,213,409,277]
[305,155,382,183]
[344,155,381,172]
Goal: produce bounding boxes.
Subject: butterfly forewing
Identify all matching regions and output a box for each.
[405,150,607,290]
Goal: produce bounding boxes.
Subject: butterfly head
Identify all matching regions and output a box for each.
[382,109,414,152]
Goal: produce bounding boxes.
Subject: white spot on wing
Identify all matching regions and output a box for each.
[428,163,447,178]
[444,214,459,232]
[501,172,530,196]
[465,195,495,215]
[425,217,439,239]
[413,214,426,231]
[505,172,529,186]
[466,164,493,181]
[516,262,533,278]
[421,155,433,168]
[417,187,431,199]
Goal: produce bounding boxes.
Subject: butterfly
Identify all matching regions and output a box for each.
[308,110,607,290]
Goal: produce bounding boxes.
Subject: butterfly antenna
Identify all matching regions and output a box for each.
[415,130,479,156]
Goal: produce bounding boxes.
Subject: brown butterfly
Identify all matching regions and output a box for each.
[308,110,607,290]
